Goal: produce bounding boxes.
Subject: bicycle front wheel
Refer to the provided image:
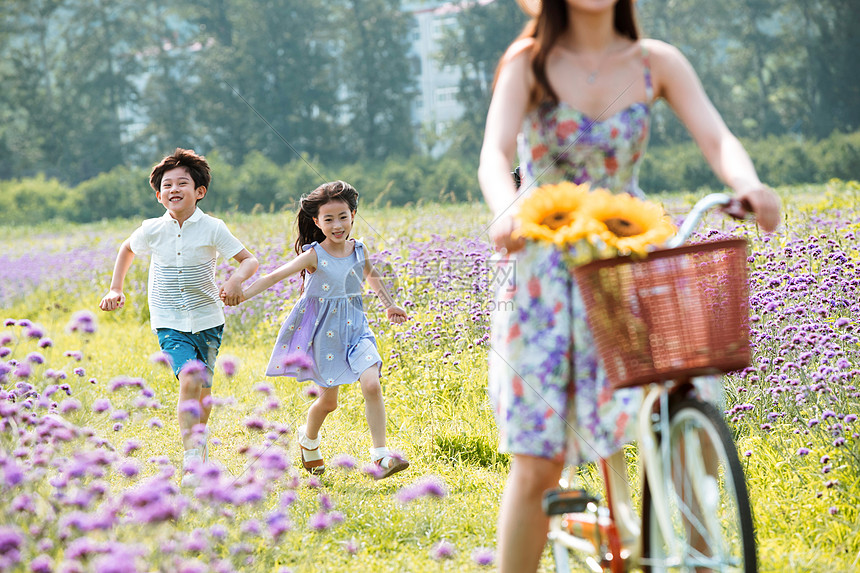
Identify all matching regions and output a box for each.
[642,399,756,573]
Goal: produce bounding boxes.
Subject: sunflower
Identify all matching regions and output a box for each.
[514,182,595,243]
[579,192,677,256]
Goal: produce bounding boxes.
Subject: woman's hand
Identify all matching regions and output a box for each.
[489,214,526,254]
[735,185,781,233]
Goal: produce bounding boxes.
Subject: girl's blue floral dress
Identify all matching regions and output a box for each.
[266,240,382,388]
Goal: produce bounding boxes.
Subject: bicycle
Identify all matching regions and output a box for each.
[543,193,758,573]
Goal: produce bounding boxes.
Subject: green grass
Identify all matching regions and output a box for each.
[2,191,860,572]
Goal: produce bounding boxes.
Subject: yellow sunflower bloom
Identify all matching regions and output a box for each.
[514,182,593,242]
[579,192,677,256]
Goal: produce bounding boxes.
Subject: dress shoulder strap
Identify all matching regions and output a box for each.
[352,239,366,265]
[301,241,319,253]
[641,43,654,103]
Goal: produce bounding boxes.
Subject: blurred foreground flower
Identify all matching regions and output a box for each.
[282,351,313,371]
[472,547,495,566]
[217,355,240,377]
[149,352,173,368]
[395,475,447,504]
[430,539,456,560]
[66,310,97,334]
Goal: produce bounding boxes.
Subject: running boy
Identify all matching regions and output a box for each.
[99,148,259,487]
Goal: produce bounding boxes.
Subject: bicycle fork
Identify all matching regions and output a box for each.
[638,385,680,558]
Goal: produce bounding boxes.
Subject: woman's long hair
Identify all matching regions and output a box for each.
[503,0,640,109]
[294,180,359,285]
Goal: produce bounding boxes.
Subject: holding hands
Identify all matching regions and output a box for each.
[219,278,245,307]
[386,305,408,325]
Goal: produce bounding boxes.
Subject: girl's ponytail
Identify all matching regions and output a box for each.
[295,204,327,256]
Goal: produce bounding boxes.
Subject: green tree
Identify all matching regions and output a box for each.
[436,0,527,159]
[1,0,156,183]
[335,0,417,160]
[184,0,340,166]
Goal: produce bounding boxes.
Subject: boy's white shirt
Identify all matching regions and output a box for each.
[129,207,245,333]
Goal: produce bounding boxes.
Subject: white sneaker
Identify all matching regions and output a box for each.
[181,448,203,488]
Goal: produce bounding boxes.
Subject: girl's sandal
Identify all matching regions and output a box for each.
[298,425,325,475]
[300,444,325,475]
[373,454,409,480]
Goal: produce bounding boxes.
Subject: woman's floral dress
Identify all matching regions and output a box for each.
[489,45,719,465]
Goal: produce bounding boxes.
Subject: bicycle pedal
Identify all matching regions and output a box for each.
[542,488,601,515]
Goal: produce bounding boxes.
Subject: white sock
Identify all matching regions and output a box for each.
[370,446,389,461]
[298,425,321,450]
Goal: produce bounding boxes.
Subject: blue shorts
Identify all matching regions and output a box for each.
[156,325,224,388]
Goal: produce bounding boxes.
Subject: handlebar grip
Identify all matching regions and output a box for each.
[722,197,752,220]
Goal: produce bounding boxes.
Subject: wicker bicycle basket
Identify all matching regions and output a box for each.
[572,238,751,389]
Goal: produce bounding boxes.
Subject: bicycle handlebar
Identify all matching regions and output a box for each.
[664,193,750,249]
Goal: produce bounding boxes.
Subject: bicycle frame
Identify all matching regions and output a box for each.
[547,193,752,572]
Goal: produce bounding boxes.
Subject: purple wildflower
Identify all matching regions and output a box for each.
[123,440,142,456]
[319,493,335,511]
[24,325,45,339]
[267,511,292,540]
[149,352,173,368]
[66,311,97,334]
[472,547,495,566]
[38,337,53,348]
[178,400,202,418]
[243,417,267,431]
[217,355,240,377]
[30,554,53,573]
[64,350,83,361]
[209,524,228,540]
[13,362,31,379]
[280,490,298,508]
[118,460,140,478]
[308,511,332,531]
[343,538,359,555]
[361,463,386,480]
[330,454,357,470]
[254,382,273,395]
[148,417,164,429]
[281,351,313,371]
[179,360,207,378]
[241,519,262,536]
[26,352,45,364]
[797,448,810,456]
[430,540,456,560]
[0,526,23,558]
[59,399,81,414]
[178,560,207,573]
[395,475,448,504]
[303,384,320,398]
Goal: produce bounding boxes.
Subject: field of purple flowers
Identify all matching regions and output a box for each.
[1,182,859,572]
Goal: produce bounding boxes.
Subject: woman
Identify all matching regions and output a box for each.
[477,1,780,571]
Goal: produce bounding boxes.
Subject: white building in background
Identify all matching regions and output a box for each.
[404,0,495,154]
